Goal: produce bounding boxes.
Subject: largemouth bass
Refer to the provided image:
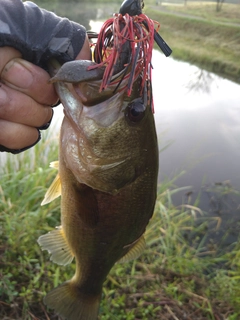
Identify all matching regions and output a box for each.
[38,9,159,320]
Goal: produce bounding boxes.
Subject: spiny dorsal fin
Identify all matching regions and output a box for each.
[37,226,74,266]
[118,235,146,263]
[41,173,61,205]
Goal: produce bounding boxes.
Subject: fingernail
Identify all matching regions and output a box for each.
[38,109,54,130]
[0,130,41,154]
[2,59,34,89]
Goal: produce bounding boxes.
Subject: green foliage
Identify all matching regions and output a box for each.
[1,131,240,319]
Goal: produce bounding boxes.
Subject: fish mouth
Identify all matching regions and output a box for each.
[80,91,125,128]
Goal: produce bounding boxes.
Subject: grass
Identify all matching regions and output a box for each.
[1,131,240,319]
[157,2,240,25]
[144,3,240,83]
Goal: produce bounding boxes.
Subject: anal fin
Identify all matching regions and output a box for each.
[37,226,74,266]
[118,235,146,263]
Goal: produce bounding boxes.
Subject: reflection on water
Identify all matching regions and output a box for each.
[186,69,216,94]
[152,51,240,244]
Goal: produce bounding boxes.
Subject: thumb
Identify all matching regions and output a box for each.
[1,58,58,105]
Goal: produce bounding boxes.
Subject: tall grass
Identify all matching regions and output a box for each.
[1,131,240,319]
[144,5,240,84]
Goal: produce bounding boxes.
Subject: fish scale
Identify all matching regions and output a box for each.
[38,4,160,319]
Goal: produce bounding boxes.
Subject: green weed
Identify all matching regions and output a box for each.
[1,131,240,319]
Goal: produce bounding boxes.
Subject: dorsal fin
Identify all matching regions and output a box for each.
[118,235,146,263]
[37,226,74,266]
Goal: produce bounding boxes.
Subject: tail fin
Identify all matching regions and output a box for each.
[44,281,101,320]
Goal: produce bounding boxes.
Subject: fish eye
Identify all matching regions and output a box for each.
[126,98,146,123]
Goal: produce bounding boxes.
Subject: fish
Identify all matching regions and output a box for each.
[38,10,159,320]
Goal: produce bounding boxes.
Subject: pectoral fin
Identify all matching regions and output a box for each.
[41,172,61,205]
[118,235,146,263]
[37,226,74,266]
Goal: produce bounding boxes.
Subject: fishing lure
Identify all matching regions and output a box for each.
[87,0,171,112]
[120,0,172,57]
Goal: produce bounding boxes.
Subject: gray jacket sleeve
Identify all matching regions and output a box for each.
[0,0,86,70]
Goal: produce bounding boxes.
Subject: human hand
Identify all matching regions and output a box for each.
[0,47,58,154]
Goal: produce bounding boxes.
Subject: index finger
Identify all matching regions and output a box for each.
[1,58,58,106]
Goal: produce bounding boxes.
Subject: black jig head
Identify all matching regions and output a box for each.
[119,0,172,57]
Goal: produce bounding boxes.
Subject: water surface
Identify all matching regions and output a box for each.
[151,51,240,242]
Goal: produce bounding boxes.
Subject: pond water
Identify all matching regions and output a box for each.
[151,50,240,243]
